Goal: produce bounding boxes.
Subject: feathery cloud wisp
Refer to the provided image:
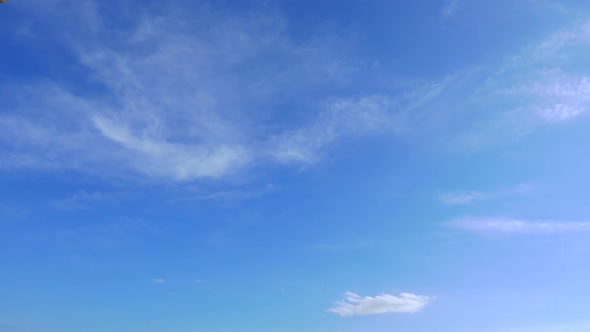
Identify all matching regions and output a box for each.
[4,3,590,182]
[327,291,432,317]
[0,4,408,182]
[447,217,590,234]
[439,183,533,205]
[440,191,484,205]
[270,96,401,164]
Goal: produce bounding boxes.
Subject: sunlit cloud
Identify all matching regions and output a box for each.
[327,291,432,317]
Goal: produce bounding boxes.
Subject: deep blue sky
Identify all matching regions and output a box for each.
[2,1,590,331]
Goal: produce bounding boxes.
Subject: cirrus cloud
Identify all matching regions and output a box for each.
[447,217,590,234]
[327,291,432,317]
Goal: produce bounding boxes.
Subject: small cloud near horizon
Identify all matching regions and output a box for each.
[327,291,432,317]
[447,217,590,235]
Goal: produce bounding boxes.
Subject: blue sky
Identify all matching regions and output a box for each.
[2,0,590,331]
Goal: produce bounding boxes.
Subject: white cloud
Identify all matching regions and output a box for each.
[532,76,590,98]
[92,116,249,181]
[447,217,590,234]
[5,3,590,181]
[448,19,590,149]
[515,29,590,123]
[531,21,590,61]
[0,3,409,182]
[523,75,590,122]
[440,191,484,205]
[327,291,432,317]
[539,103,584,121]
[152,278,166,284]
[270,96,401,164]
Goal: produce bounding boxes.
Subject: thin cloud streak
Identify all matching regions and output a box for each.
[270,96,402,164]
[327,291,432,317]
[447,217,590,234]
[448,19,590,149]
[92,116,249,181]
[440,183,532,205]
[523,74,590,122]
[440,191,484,205]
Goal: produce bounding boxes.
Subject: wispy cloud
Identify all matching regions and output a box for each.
[516,26,590,122]
[439,183,532,205]
[270,96,401,164]
[92,115,250,181]
[0,3,409,182]
[521,74,590,122]
[539,103,584,121]
[152,278,166,284]
[327,291,432,317]
[4,3,590,182]
[448,18,590,149]
[530,21,590,61]
[447,217,590,234]
[497,22,590,125]
[440,191,485,205]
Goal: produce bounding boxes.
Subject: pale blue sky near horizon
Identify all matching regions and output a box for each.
[2,1,590,331]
